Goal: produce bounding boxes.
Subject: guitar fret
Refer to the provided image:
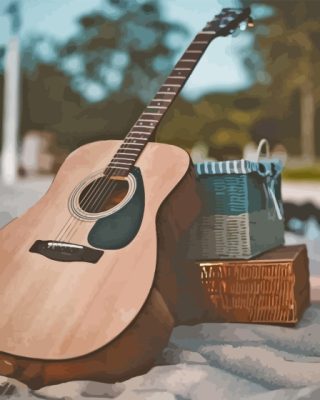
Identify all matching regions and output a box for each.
[136,119,157,123]
[130,131,151,137]
[119,147,140,152]
[162,84,181,87]
[153,99,171,102]
[193,41,208,44]
[199,31,216,34]
[169,76,186,79]
[157,92,176,95]
[186,50,202,53]
[142,112,163,116]
[180,59,197,62]
[128,134,149,138]
[120,146,141,150]
[117,152,139,156]
[167,74,187,78]
[131,124,153,128]
[113,157,135,161]
[147,105,167,109]
[130,131,151,135]
[133,126,154,130]
[110,161,131,165]
[132,127,154,132]
[124,147,144,152]
[174,68,192,71]
[108,166,129,170]
[123,144,139,148]
[139,113,163,122]
[124,141,145,145]
[128,138,148,142]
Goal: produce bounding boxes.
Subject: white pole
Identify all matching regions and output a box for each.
[1,35,20,185]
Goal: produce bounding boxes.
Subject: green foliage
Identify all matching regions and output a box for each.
[157,92,257,157]
[241,1,320,103]
[240,0,320,160]
[10,0,187,152]
[59,0,187,103]
[20,63,87,150]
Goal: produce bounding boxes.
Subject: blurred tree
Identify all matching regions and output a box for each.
[21,34,59,73]
[157,92,255,158]
[1,1,187,154]
[0,35,88,155]
[20,63,85,148]
[52,0,187,148]
[59,0,186,104]
[241,0,320,163]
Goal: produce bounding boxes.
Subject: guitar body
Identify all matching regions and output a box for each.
[0,140,201,388]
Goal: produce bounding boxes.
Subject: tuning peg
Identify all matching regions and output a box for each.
[247,16,254,28]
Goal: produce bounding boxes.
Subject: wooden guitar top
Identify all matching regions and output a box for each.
[0,140,190,360]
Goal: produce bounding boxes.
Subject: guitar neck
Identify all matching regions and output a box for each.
[105,6,253,176]
[105,29,217,176]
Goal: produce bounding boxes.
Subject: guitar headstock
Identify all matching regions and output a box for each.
[203,7,253,38]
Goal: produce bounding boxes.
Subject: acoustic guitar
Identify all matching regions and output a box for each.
[0,7,252,388]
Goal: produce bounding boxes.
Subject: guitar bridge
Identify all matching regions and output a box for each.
[29,240,103,263]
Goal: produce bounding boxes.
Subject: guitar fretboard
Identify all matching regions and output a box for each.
[105,29,217,176]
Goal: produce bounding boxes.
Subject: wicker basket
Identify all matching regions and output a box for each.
[188,139,285,260]
[197,245,310,324]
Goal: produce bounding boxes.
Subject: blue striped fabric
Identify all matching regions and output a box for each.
[195,159,283,177]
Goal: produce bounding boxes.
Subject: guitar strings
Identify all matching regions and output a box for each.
[61,135,145,241]
[54,144,136,241]
[55,132,150,242]
[60,166,124,241]
[79,137,141,214]
[55,159,123,241]
[80,127,158,216]
[55,161,128,241]
[55,143,131,241]
[78,134,148,212]
[55,160,119,240]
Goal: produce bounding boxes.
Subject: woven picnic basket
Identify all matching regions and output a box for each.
[197,245,310,324]
[188,139,285,260]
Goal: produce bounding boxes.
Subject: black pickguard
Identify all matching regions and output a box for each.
[87,167,145,250]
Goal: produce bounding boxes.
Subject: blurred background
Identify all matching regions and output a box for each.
[0,0,320,277]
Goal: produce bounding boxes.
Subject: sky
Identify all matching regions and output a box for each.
[0,0,254,100]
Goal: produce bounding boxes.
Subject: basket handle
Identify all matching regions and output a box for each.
[256,139,283,220]
[256,139,270,162]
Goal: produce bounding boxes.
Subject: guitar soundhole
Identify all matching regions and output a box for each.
[79,177,129,214]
